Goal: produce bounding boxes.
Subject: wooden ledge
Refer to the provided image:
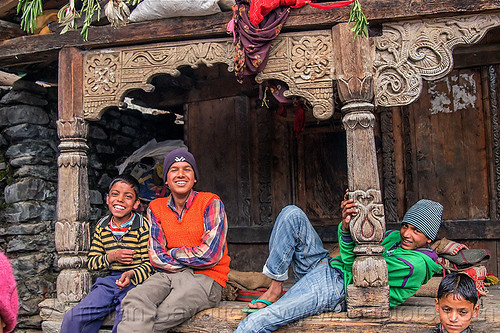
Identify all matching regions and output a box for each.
[171,286,500,333]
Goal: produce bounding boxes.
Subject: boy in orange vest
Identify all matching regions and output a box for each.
[117,149,230,333]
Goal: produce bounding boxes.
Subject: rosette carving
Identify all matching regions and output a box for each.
[257,30,334,120]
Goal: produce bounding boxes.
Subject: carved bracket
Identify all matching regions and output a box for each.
[256,30,334,120]
[374,12,500,107]
[83,39,235,121]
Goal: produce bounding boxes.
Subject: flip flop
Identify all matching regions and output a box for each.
[242,299,273,313]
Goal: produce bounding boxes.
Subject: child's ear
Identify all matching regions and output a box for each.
[473,303,480,318]
[133,199,140,210]
[434,298,439,313]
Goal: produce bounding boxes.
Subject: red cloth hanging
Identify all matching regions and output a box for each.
[293,102,306,134]
[250,0,354,26]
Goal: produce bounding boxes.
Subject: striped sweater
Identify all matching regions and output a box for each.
[87,213,153,285]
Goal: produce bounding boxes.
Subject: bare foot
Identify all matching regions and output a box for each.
[247,280,284,309]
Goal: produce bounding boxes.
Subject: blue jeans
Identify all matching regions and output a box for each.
[234,205,346,333]
[60,272,135,333]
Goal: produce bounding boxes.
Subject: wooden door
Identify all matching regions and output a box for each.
[404,68,489,220]
[186,96,252,226]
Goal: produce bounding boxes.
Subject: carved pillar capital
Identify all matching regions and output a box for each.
[57,117,88,139]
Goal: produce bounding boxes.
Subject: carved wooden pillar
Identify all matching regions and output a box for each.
[332,23,389,318]
[55,47,92,304]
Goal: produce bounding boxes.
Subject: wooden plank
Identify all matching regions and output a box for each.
[296,127,348,225]
[0,19,25,40]
[170,288,500,333]
[0,0,18,18]
[187,96,252,227]
[405,68,490,220]
[0,69,19,85]
[454,44,500,69]
[58,47,83,120]
[1,1,500,68]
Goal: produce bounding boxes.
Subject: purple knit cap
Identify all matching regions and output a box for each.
[162,148,199,182]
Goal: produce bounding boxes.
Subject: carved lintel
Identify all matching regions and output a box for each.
[56,269,92,303]
[374,13,500,107]
[55,221,90,255]
[348,189,385,243]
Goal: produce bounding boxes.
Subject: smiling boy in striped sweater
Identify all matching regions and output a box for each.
[61,174,153,333]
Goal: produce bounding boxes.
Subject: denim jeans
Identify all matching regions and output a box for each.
[60,272,135,333]
[234,205,346,333]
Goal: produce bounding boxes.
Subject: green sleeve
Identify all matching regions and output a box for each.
[338,223,356,270]
[386,255,427,307]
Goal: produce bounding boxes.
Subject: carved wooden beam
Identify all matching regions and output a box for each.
[82,31,335,121]
[332,22,390,319]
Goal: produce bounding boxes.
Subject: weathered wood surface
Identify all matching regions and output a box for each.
[0,69,19,85]
[168,286,500,333]
[0,19,25,40]
[1,0,500,68]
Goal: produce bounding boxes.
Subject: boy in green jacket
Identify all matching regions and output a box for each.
[235,193,443,333]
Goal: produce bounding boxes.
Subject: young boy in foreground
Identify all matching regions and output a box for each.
[426,272,480,333]
[60,174,153,333]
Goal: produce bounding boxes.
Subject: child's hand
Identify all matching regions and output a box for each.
[116,270,134,289]
[108,249,136,264]
[341,189,358,232]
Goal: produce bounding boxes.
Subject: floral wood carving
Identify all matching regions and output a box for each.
[374,13,500,107]
[349,189,385,243]
[83,31,335,121]
[256,30,334,120]
[83,39,235,121]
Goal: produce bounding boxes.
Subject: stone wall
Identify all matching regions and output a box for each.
[0,80,183,331]
[0,80,59,331]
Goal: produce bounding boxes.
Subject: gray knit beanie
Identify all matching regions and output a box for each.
[402,199,443,241]
[162,148,199,182]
